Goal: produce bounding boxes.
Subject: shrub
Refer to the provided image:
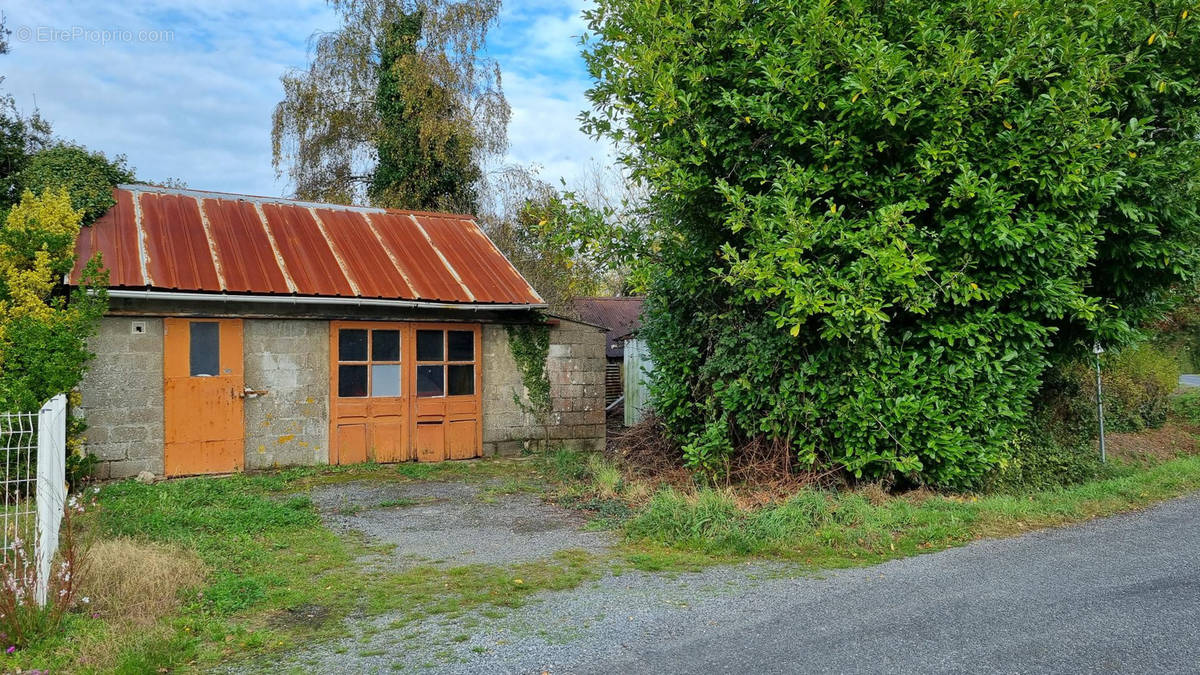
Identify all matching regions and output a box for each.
[583,0,1200,488]
[1054,343,1181,434]
[1150,295,1200,373]
[1171,389,1200,427]
[1101,344,1180,431]
[985,430,1105,493]
[8,144,133,225]
[76,538,206,625]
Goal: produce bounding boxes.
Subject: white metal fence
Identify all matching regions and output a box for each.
[0,394,67,607]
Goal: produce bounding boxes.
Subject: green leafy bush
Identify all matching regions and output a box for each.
[583,0,1200,488]
[1047,343,1180,435]
[1171,389,1200,426]
[9,144,133,224]
[1150,297,1200,373]
[1100,344,1180,432]
[985,430,1105,493]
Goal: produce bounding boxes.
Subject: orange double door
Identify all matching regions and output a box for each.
[329,322,482,465]
[161,319,482,477]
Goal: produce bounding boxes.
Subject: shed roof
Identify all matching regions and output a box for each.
[70,185,545,307]
[571,296,644,358]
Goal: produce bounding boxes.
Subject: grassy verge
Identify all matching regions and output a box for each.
[0,458,582,673]
[8,449,1200,672]
[621,454,1200,566]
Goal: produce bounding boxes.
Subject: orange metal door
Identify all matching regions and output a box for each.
[330,322,409,465]
[413,325,482,462]
[163,318,245,476]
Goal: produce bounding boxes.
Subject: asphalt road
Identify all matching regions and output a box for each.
[586,495,1200,675]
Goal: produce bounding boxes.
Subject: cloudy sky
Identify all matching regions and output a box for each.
[0,0,610,199]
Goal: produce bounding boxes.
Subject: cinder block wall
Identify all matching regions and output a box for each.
[78,316,165,478]
[82,314,604,476]
[481,318,606,456]
[243,319,329,469]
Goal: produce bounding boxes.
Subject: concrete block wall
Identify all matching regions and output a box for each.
[81,314,604,476]
[77,316,165,478]
[243,319,329,469]
[481,319,606,456]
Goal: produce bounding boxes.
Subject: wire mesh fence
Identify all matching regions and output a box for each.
[0,410,38,559]
[0,395,68,606]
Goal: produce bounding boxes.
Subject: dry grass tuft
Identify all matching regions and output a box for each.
[856,482,892,507]
[78,537,207,625]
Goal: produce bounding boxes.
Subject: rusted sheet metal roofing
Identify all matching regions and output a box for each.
[571,296,644,359]
[71,185,545,306]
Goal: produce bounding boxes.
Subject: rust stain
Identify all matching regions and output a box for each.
[73,185,544,306]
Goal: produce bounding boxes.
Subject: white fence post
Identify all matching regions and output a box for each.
[34,394,67,608]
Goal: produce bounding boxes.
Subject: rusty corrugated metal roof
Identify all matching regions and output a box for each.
[71,185,545,306]
[571,296,644,358]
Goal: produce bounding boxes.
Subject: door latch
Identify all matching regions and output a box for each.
[238,387,270,399]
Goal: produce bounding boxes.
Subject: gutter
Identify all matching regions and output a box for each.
[104,289,547,311]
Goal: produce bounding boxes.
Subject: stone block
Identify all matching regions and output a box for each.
[126,440,164,460]
[108,457,163,479]
[109,425,148,443]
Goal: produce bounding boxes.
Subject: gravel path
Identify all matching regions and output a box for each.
[271,492,1200,674]
[309,480,614,568]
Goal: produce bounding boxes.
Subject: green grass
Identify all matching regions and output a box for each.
[0,457,581,673]
[10,451,1200,672]
[623,454,1200,565]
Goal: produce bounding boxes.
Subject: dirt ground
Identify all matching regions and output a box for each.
[1107,422,1200,462]
[308,480,614,568]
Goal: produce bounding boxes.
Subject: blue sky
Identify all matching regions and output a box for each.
[0,0,610,199]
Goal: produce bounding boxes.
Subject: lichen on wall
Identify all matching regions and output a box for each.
[243,319,329,469]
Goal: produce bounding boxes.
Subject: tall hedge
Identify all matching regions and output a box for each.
[583,0,1200,487]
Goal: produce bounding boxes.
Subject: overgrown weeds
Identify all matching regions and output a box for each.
[0,490,95,650]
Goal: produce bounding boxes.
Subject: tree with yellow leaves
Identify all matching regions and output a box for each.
[0,188,107,413]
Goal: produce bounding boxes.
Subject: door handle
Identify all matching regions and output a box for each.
[238,387,270,399]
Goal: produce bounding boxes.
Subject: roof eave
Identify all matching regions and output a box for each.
[103,288,547,311]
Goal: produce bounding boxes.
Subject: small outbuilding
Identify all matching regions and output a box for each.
[73,185,606,478]
[570,296,644,406]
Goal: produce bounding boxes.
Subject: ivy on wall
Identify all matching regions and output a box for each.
[507,323,551,439]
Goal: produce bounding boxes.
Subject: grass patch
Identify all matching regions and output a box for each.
[10,450,1200,671]
[623,455,1200,565]
[79,537,207,625]
[365,549,600,626]
[1,458,600,673]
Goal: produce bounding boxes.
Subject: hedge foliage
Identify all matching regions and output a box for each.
[583,0,1200,487]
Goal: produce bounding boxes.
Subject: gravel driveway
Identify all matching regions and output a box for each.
[309,480,613,568]
[272,491,1200,674]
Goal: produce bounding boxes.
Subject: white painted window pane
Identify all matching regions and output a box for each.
[371,364,401,397]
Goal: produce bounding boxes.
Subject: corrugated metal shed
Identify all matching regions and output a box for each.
[70,185,545,307]
[571,297,644,358]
